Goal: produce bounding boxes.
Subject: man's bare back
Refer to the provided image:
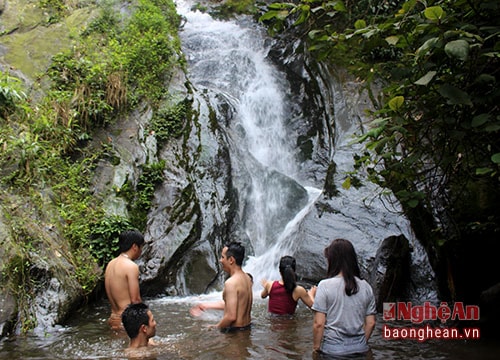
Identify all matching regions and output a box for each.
[190,242,253,331]
[104,230,144,330]
[221,270,252,328]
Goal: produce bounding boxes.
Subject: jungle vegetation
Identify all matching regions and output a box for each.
[1,0,499,332]
[259,0,500,302]
[0,0,184,332]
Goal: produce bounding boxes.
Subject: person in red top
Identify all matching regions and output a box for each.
[261,256,316,315]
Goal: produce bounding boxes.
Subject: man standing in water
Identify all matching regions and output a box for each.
[190,241,253,332]
[105,229,145,330]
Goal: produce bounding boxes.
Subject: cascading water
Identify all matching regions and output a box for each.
[177,2,322,282]
[175,0,436,301]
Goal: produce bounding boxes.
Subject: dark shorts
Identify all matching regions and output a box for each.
[220,323,252,333]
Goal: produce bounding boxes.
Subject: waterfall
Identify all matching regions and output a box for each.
[174,1,436,301]
[177,3,321,282]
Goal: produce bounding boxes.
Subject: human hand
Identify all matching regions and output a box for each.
[312,349,322,360]
[308,285,317,298]
[189,303,205,317]
[260,278,268,288]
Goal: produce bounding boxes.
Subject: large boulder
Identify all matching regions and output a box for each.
[0,194,101,336]
[368,234,411,311]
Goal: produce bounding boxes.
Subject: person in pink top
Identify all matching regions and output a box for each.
[261,256,316,315]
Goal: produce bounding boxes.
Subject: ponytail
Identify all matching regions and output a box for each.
[279,256,297,294]
[282,265,297,294]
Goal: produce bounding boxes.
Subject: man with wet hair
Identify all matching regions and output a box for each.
[105,229,145,330]
[190,241,253,332]
[121,302,157,349]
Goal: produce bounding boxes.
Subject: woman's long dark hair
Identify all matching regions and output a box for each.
[279,256,297,294]
[324,239,361,296]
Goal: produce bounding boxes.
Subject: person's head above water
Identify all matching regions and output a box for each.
[324,238,361,296]
[118,229,145,253]
[224,241,245,266]
[279,255,297,293]
[121,302,156,345]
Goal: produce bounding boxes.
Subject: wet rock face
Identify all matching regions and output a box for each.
[0,197,100,336]
[134,13,437,301]
[368,235,411,311]
[0,292,16,337]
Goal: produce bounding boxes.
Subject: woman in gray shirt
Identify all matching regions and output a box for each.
[312,238,376,357]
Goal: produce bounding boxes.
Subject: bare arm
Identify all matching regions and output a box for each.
[294,285,316,308]
[364,314,376,340]
[313,311,326,351]
[260,279,271,298]
[189,300,225,317]
[217,282,237,329]
[201,301,225,310]
[126,263,142,303]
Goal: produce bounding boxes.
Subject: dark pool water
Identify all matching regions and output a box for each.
[0,293,498,359]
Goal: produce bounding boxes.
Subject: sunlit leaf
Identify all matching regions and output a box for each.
[385,36,399,45]
[293,5,310,25]
[268,3,296,10]
[414,71,437,86]
[445,39,469,61]
[492,153,500,164]
[326,1,347,12]
[388,96,404,111]
[416,37,440,57]
[342,177,351,190]
[354,19,366,29]
[424,6,444,21]
[259,10,289,21]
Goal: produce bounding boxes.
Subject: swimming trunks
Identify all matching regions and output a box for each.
[220,323,252,333]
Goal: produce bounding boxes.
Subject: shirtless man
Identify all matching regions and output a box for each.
[121,302,157,350]
[104,229,145,330]
[190,241,253,332]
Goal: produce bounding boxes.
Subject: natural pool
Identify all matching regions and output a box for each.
[0,293,498,359]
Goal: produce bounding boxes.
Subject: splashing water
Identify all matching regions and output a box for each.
[178,1,320,283]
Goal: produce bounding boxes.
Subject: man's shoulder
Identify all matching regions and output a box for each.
[226,270,250,285]
[107,256,139,272]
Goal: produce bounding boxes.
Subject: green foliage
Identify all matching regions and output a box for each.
[119,160,166,230]
[81,5,120,37]
[44,0,183,147]
[114,0,182,103]
[39,0,68,24]
[149,99,189,144]
[260,0,500,229]
[210,0,258,18]
[0,0,185,332]
[89,215,133,266]
[1,214,41,333]
[2,253,37,332]
[47,49,116,132]
[0,70,27,120]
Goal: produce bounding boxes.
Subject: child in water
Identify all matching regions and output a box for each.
[261,255,316,315]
